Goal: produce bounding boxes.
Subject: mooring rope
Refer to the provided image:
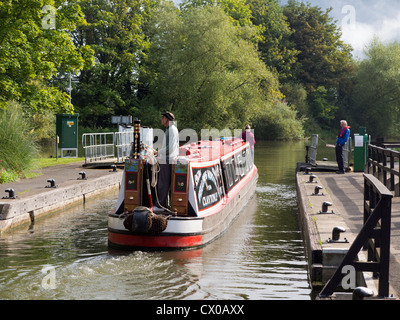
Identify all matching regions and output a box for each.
[145,150,176,214]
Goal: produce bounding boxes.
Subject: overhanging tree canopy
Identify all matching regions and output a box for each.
[0,0,94,113]
[142,2,283,132]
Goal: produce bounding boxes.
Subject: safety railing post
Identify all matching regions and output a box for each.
[82,132,116,164]
[367,144,400,196]
[319,173,392,298]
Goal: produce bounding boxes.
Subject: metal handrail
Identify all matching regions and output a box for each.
[367,144,400,196]
[82,131,135,164]
[82,132,115,164]
[115,131,134,163]
[319,173,392,298]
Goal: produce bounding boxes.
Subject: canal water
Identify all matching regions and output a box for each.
[0,141,311,300]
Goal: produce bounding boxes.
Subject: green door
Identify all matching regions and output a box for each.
[56,114,79,148]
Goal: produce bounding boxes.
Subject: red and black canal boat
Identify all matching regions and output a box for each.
[108,121,258,250]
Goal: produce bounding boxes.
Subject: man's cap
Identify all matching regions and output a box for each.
[162,112,175,121]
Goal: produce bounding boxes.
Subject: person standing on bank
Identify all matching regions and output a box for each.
[335,120,350,174]
[155,112,179,210]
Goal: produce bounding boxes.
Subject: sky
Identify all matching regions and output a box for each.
[173,0,400,60]
[283,0,400,59]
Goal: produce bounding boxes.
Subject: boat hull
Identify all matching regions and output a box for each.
[108,168,258,250]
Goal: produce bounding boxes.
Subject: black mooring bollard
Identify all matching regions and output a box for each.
[3,188,16,199]
[45,179,57,188]
[78,171,87,180]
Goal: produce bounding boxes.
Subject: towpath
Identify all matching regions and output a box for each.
[0,161,122,232]
[311,171,400,298]
[1,161,118,197]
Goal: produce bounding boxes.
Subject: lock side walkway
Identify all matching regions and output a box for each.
[296,170,400,299]
[0,161,123,233]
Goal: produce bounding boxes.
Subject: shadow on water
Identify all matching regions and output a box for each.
[0,140,311,300]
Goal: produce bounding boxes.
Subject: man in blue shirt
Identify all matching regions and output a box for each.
[335,120,350,174]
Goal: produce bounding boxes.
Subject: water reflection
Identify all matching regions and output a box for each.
[0,141,311,300]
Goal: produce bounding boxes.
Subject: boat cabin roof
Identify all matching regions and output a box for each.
[178,138,248,163]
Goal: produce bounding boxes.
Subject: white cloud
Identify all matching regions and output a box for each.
[341,22,375,59]
[341,10,400,58]
[283,0,400,59]
[380,12,400,41]
[175,0,400,59]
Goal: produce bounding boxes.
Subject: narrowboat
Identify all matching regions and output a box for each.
[108,121,258,250]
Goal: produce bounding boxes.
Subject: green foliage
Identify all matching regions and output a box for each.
[0,167,19,184]
[276,0,356,137]
[71,0,156,127]
[246,0,298,81]
[180,0,253,27]
[283,1,354,92]
[0,0,94,113]
[350,38,400,137]
[281,82,308,115]
[142,2,287,133]
[6,0,394,142]
[253,100,304,141]
[308,86,338,126]
[28,110,56,142]
[0,101,39,180]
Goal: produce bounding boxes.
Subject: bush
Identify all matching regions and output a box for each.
[0,165,19,184]
[0,101,39,181]
[253,100,305,141]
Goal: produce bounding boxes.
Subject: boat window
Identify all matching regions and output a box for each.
[215,164,225,197]
[242,154,247,176]
[245,148,251,175]
[221,146,254,193]
[192,165,222,211]
[231,157,239,183]
[226,162,234,188]
[240,149,247,176]
[246,146,253,168]
[245,147,252,174]
[236,152,245,178]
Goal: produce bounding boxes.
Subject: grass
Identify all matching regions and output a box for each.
[1,155,86,183]
[0,101,40,183]
[36,157,85,169]
[1,101,87,184]
[22,157,86,179]
[0,101,39,177]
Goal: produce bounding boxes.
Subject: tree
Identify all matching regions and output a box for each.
[71,0,157,127]
[246,0,298,81]
[0,0,94,113]
[308,86,337,125]
[282,0,355,131]
[350,38,400,137]
[253,100,304,140]
[180,0,253,27]
[283,0,354,92]
[142,2,283,132]
[280,81,308,115]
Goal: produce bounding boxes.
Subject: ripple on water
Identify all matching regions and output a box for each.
[0,156,311,300]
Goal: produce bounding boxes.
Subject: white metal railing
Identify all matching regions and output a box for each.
[82,131,136,164]
[115,131,134,163]
[82,132,116,164]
